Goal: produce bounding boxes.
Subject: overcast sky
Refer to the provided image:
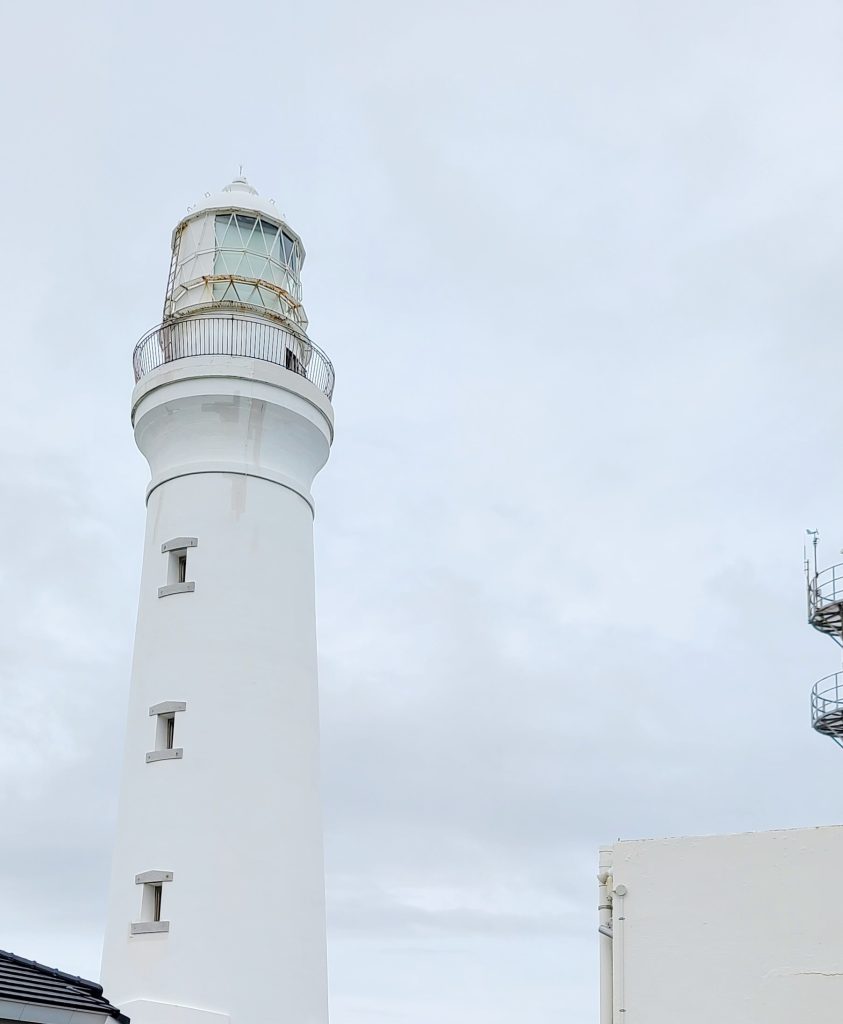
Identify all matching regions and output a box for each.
[2,0,843,1020]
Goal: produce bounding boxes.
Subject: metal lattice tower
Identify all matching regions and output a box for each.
[806,531,843,747]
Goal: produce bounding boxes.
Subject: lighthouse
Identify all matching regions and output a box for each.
[101,177,334,1024]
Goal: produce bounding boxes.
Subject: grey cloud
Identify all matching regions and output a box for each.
[1,0,841,1021]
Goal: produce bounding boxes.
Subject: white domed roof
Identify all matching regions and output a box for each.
[191,175,280,218]
[173,175,304,252]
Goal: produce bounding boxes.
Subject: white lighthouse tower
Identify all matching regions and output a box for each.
[101,177,334,1024]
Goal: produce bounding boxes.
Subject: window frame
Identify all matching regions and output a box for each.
[146,701,186,763]
[131,870,173,935]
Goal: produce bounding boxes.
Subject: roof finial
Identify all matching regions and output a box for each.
[222,170,258,196]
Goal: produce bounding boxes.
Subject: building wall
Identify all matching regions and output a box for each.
[606,825,843,1023]
[101,357,333,1024]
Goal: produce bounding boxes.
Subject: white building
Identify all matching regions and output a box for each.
[101,177,334,1024]
[597,825,843,1022]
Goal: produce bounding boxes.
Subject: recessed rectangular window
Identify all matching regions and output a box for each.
[168,548,188,585]
[131,870,173,935]
[159,537,197,598]
[156,712,176,752]
[146,701,186,763]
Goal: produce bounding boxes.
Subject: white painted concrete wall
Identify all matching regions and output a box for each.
[101,354,333,1024]
[602,825,843,1023]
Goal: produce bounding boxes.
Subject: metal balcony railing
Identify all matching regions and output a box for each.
[811,671,843,740]
[807,562,843,639]
[132,315,335,400]
[809,562,843,611]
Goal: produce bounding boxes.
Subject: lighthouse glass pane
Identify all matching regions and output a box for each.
[215,215,288,284]
[211,214,301,311]
[215,214,239,251]
[258,220,280,258]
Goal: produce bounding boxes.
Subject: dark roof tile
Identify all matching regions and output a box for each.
[0,950,128,1023]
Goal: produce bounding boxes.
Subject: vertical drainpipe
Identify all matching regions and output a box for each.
[598,846,614,1024]
[613,883,628,1017]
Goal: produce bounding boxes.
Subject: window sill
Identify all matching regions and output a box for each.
[158,582,195,598]
[146,748,184,763]
[131,921,170,935]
